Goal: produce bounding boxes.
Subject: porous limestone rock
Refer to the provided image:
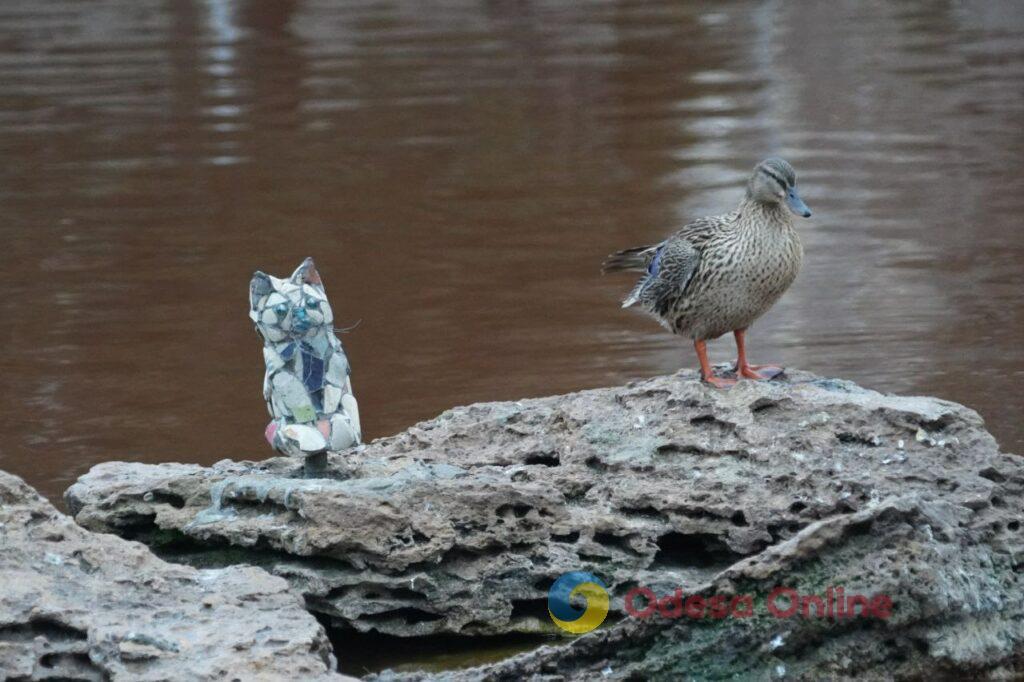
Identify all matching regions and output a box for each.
[65,370,1024,679]
[0,470,348,681]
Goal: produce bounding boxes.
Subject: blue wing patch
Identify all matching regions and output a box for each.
[648,247,663,277]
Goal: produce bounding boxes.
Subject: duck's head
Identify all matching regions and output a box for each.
[746,157,811,218]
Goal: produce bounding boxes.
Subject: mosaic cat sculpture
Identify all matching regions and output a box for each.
[249,258,360,464]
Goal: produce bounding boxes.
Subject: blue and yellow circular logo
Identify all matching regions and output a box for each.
[548,571,609,634]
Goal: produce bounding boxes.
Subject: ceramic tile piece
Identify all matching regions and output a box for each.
[323,384,342,413]
[341,393,361,441]
[264,420,280,445]
[301,351,325,393]
[328,414,356,450]
[291,404,316,423]
[271,371,314,419]
[326,353,348,386]
[308,334,330,357]
[263,326,287,342]
[281,424,327,452]
[263,346,284,373]
[270,393,291,418]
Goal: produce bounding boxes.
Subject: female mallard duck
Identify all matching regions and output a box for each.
[603,158,812,388]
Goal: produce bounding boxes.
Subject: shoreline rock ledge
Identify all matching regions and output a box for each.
[0,470,348,681]
[66,369,1024,680]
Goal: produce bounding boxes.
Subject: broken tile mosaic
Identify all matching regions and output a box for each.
[249,257,361,459]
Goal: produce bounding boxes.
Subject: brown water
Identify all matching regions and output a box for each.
[1,1,1023,505]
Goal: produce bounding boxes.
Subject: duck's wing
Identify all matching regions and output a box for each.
[621,217,721,310]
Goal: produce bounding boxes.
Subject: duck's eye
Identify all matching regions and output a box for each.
[305,296,319,308]
[274,303,289,316]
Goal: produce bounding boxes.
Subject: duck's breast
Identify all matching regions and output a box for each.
[688,227,802,337]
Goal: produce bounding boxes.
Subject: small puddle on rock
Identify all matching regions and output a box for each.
[324,627,556,676]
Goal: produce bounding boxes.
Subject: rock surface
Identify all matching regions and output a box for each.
[0,470,348,681]
[66,369,1024,679]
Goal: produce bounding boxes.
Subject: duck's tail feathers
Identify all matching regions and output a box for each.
[621,286,642,308]
[605,244,658,308]
[602,245,656,274]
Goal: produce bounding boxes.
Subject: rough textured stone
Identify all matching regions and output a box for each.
[65,369,1024,679]
[0,470,347,681]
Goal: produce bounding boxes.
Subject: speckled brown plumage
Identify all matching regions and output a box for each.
[604,158,812,386]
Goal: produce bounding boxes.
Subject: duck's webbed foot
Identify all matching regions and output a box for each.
[732,329,785,381]
[736,363,785,381]
[703,373,738,388]
[694,339,736,389]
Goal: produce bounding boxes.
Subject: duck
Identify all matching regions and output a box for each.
[603,158,812,388]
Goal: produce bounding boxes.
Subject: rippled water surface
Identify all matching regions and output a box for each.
[1,0,1023,505]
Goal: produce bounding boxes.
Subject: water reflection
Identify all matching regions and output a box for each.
[0,0,1021,503]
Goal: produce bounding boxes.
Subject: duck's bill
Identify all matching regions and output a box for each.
[786,188,812,218]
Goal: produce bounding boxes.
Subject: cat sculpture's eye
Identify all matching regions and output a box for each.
[305,296,319,308]
[274,303,289,316]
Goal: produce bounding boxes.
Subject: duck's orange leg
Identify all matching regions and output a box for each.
[734,329,784,380]
[695,339,735,388]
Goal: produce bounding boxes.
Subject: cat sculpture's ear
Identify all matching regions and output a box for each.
[250,271,274,312]
[290,257,323,286]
